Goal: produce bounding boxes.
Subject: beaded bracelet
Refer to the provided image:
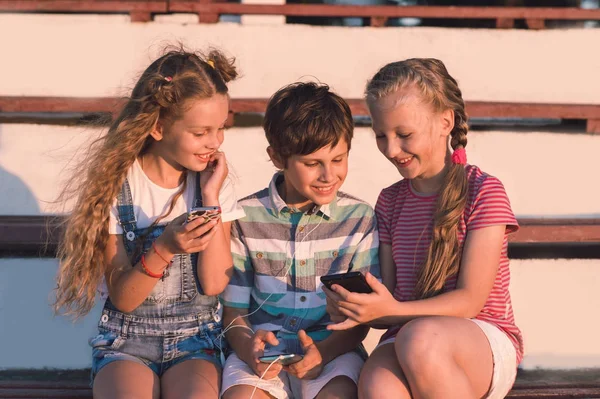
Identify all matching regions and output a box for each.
[140,254,164,279]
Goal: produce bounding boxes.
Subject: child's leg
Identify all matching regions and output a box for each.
[300,351,363,399]
[162,359,221,399]
[93,360,160,399]
[395,316,494,399]
[223,384,277,399]
[358,343,411,399]
[316,376,357,399]
[221,353,291,399]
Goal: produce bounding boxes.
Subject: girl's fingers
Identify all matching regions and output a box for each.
[336,301,362,317]
[335,295,363,312]
[331,284,367,304]
[187,219,219,238]
[188,227,217,251]
[322,286,344,302]
[327,318,359,331]
[181,214,208,232]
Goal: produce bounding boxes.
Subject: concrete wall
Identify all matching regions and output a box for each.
[0,13,599,370]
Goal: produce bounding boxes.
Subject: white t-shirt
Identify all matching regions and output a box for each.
[108,159,245,233]
[99,160,244,299]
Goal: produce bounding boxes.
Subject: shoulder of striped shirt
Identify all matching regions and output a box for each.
[465,164,507,194]
[335,190,373,209]
[378,178,407,200]
[236,187,270,208]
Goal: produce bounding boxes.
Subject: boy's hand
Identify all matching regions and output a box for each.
[156,213,219,255]
[285,330,323,380]
[243,330,283,380]
[200,151,228,206]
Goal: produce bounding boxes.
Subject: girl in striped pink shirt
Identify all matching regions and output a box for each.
[324,59,523,399]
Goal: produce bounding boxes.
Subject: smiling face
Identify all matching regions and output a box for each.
[368,89,452,185]
[268,139,349,212]
[151,94,229,172]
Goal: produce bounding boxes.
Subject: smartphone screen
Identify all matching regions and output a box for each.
[259,354,304,366]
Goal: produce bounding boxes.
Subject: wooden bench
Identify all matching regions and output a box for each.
[1,96,599,134]
[0,1,599,28]
[1,216,599,258]
[1,369,599,398]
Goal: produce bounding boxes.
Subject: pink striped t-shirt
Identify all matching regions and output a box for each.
[375,164,523,364]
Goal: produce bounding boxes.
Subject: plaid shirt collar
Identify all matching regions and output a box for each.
[267,172,337,220]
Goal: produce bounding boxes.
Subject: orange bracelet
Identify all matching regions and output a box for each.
[140,254,164,279]
[152,242,171,266]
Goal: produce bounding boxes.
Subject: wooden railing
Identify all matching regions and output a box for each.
[1,215,599,258]
[0,1,599,28]
[1,96,599,133]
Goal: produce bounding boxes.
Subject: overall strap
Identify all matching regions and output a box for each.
[193,172,203,208]
[116,178,138,243]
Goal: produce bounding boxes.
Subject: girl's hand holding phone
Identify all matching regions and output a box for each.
[199,151,228,205]
[156,213,219,255]
[324,272,397,331]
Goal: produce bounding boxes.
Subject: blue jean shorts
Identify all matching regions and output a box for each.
[90,309,224,382]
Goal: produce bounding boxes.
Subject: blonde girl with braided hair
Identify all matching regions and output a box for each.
[54,47,245,398]
[324,59,523,399]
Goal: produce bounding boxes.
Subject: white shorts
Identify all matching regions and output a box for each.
[376,319,517,399]
[221,351,364,399]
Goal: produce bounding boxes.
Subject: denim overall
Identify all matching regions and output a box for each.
[90,175,224,380]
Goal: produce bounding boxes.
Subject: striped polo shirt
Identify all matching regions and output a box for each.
[222,173,380,354]
[376,165,524,364]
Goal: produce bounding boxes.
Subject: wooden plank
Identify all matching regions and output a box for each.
[525,18,546,29]
[0,3,599,24]
[129,11,152,22]
[507,387,600,398]
[496,17,515,29]
[0,381,88,389]
[370,16,388,27]
[0,388,91,399]
[1,216,598,257]
[0,1,167,13]
[0,96,124,114]
[511,219,600,243]
[2,97,600,122]
[168,3,600,20]
[1,385,600,399]
[587,119,600,134]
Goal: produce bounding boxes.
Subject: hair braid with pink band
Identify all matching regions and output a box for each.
[451,147,467,165]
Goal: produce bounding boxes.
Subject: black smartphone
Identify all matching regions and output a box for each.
[186,206,221,224]
[320,271,373,294]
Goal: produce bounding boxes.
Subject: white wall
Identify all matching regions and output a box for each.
[0,14,600,103]
[1,125,599,217]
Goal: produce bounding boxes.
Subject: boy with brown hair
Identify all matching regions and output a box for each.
[220,82,380,399]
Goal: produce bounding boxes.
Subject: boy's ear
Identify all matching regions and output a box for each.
[149,121,164,142]
[267,146,285,170]
[439,109,454,138]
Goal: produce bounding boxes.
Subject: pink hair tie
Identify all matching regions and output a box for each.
[164,76,173,82]
[451,147,467,165]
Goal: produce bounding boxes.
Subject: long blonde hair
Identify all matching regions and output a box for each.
[54,47,238,317]
[366,58,469,299]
